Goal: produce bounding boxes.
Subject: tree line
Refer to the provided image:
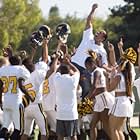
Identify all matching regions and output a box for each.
[0,0,139,61]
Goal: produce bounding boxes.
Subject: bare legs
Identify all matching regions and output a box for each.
[109,115,126,140]
[90,112,99,140]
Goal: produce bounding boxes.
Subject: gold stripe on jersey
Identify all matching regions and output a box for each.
[38,103,49,136]
[22,95,30,108]
[43,79,50,95]
[19,104,24,135]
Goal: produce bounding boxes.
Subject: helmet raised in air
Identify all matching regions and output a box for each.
[38,25,52,39]
[30,25,52,47]
[55,23,71,43]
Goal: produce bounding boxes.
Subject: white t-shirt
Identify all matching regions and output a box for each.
[71,27,107,68]
[0,65,30,108]
[54,72,80,120]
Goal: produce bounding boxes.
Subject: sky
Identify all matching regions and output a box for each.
[39,0,126,20]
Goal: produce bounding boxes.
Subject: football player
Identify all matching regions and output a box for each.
[0,55,30,140]
[21,25,60,140]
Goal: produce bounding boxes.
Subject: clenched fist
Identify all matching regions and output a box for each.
[92,3,98,11]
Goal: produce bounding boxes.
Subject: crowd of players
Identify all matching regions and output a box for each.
[0,3,139,140]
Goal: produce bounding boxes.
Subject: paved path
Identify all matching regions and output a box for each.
[130,116,140,128]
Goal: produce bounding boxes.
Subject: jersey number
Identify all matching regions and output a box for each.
[24,83,36,100]
[1,76,17,93]
[43,79,49,95]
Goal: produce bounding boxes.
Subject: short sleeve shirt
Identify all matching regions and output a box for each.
[71,27,107,68]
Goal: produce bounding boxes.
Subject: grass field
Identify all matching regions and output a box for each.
[34,128,140,140]
[134,128,140,140]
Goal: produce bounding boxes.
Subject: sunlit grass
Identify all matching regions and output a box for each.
[134,128,140,140]
[34,127,140,140]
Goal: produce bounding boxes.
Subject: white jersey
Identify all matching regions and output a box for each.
[0,65,30,108]
[71,27,107,68]
[41,73,56,111]
[35,61,48,71]
[24,61,48,104]
[23,61,49,136]
[54,72,80,120]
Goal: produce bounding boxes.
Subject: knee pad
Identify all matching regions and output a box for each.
[0,127,9,140]
[10,129,20,140]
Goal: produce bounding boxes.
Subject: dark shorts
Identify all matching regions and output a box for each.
[56,119,80,137]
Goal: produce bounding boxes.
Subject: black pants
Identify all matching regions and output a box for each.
[124,118,137,140]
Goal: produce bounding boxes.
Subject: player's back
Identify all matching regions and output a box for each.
[0,65,30,108]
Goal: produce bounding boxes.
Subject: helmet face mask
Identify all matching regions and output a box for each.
[39,25,52,39]
[30,31,43,47]
[58,33,69,44]
[30,25,52,47]
[56,23,71,43]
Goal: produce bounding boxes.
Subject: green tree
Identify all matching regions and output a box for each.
[64,15,85,51]
[49,5,60,19]
[103,16,124,60]
[0,0,42,52]
[47,5,62,27]
[109,0,140,48]
[104,16,123,42]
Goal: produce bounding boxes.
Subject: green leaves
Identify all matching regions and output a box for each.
[109,0,140,48]
[0,0,41,50]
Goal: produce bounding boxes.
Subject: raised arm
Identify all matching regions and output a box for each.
[63,56,79,74]
[108,41,117,67]
[106,69,121,92]
[69,62,79,74]
[30,47,37,62]
[118,38,124,57]
[45,52,60,79]
[41,39,49,63]
[85,3,98,30]
[56,40,68,55]
[87,71,100,99]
